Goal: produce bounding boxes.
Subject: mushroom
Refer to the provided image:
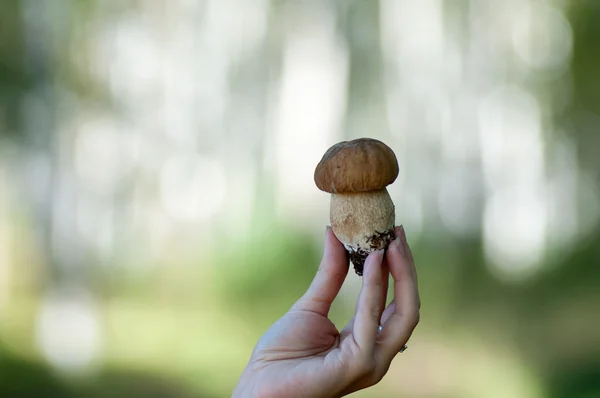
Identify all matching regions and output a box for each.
[314,138,399,276]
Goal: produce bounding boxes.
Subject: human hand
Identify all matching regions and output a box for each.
[233,225,420,398]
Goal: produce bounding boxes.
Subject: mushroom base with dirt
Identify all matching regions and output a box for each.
[330,188,395,275]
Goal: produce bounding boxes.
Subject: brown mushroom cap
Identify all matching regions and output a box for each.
[314,138,399,193]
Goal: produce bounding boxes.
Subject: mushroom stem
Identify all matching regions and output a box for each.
[330,188,395,275]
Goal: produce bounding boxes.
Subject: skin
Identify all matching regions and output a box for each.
[233,226,420,398]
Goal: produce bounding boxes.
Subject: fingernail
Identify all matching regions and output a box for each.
[368,248,384,262]
[325,225,331,235]
[395,236,404,253]
[364,249,385,277]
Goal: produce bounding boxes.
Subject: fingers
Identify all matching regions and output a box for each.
[353,249,385,351]
[379,257,390,320]
[377,226,420,362]
[380,299,395,326]
[293,226,349,316]
[342,259,388,344]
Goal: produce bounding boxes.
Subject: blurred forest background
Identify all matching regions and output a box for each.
[1,0,599,397]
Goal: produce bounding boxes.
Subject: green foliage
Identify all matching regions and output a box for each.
[79,368,207,398]
[549,360,600,398]
[0,0,32,137]
[0,346,76,398]
[215,223,321,313]
[0,346,217,398]
[566,1,600,176]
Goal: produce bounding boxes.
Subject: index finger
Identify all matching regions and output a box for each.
[377,226,420,362]
[292,226,349,316]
